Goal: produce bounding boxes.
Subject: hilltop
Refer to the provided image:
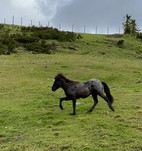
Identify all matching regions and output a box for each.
[0,24,142,59]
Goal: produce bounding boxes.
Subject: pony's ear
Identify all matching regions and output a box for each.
[55,73,63,79]
[57,73,65,79]
[58,73,64,76]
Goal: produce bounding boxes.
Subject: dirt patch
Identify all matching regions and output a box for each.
[104,39,117,44]
[114,115,121,118]
[61,146,70,151]
[54,133,60,137]
[107,34,124,38]
[55,121,66,126]
[136,80,142,84]
[133,146,142,151]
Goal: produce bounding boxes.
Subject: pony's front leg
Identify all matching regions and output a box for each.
[59,97,70,110]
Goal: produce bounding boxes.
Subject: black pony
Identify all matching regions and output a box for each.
[52,73,114,115]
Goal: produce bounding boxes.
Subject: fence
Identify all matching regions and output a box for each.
[0,16,131,35]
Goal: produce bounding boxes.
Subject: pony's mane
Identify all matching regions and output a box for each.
[57,73,78,83]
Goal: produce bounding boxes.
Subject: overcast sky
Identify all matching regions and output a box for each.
[0,0,142,34]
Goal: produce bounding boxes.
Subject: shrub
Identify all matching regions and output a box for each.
[0,24,79,55]
[116,40,124,48]
[76,34,83,39]
[21,26,77,42]
[33,31,52,40]
[0,34,17,54]
[0,43,6,55]
[0,24,4,30]
[136,33,142,40]
[7,39,17,53]
[65,32,76,42]
[15,35,39,43]
[24,41,52,54]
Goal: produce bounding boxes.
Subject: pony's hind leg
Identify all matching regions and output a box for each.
[88,92,98,112]
[104,96,115,111]
[99,93,115,111]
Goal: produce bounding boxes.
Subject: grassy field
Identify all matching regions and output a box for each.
[0,33,142,151]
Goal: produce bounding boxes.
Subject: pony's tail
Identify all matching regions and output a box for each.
[102,82,114,104]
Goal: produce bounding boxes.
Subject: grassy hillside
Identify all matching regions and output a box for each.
[0,25,142,151]
[0,24,142,58]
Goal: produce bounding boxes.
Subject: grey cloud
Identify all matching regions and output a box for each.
[49,0,142,33]
[35,0,74,20]
[0,0,141,33]
[0,0,45,26]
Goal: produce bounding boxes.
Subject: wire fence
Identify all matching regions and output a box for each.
[1,15,141,35]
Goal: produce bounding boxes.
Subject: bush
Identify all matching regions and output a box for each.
[21,26,77,42]
[136,33,142,40]
[33,31,52,40]
[0,34,17,54]
[24,41,52,54]
[65,32,76,42]
[116,40,124,48]
[15,34,39,43]
[0,43,6,55]
[0,24,79,55]
[0,24,4,30]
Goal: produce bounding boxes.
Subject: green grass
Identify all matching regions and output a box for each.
[0,27,142,150]
[57,33,142,59]
[0,51,142,151]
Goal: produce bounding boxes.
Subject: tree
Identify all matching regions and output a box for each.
[123,14,138,35]
[131,19,137,34]
[123,14,131,34]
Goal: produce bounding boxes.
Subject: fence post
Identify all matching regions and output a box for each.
[59,24,61,31]
[119,27,121,34]
[21,17,23,26]
[72,24,74,32]
[107,27,109,35]
[48,21,50,27]
[12,16,14,25]
[31,20,32,26]
[84,25,86,33]
[96,26,98,34]
[4,18,6,24]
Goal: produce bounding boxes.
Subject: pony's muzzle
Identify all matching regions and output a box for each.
[52,87,56,91]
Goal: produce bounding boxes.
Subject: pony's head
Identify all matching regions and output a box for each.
[52,73,64,91]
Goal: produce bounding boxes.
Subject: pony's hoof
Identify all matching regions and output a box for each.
[110,107,115,112]
[112,108,115,112]
[87,110,92,113]
[70,113,76,116]
[59,106,64,110]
